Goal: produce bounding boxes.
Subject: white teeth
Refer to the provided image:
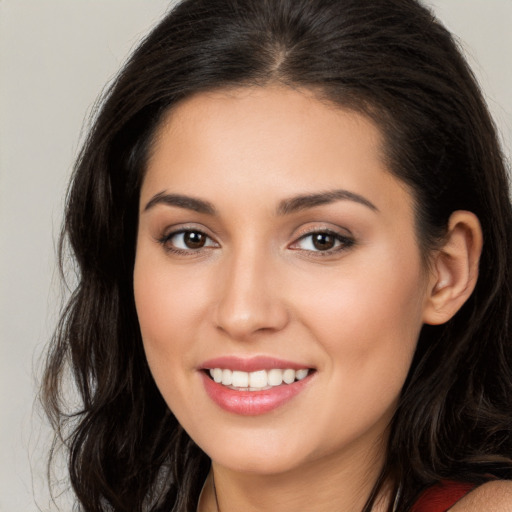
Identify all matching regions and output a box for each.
[268,368,283,386]
[221,369,233,386]
[282,369,295,384]
[208,368,310,390]
[231,370,249,388]
[296,369,309,381]
[212,368,223,383]
[249,370,267,388]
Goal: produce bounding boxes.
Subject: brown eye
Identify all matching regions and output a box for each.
[161,229,218,253]
[183,231,207,249]
[312,233,336,251]
[291,230,355,254]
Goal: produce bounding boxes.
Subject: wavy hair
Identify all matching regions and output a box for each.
[42,0,512,510]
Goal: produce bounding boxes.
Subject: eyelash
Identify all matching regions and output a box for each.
[158,228,355,256]
[158,229,218,256]
[291,229,355,255]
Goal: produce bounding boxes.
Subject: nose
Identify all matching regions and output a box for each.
[213,248,289,340]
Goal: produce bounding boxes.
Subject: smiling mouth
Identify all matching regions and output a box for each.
[205,368,312,391]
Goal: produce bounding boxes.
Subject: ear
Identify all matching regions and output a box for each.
[423,211,483,325]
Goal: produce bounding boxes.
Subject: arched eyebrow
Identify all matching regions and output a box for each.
[277,189,378,215]
[143,189,377,216]
[143,192,216,215]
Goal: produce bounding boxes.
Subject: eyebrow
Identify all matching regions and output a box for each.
[143,192,216,215]
[143,188,378,216]
[277,189,378,215]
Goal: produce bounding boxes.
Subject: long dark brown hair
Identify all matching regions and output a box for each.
[42,0,512,510]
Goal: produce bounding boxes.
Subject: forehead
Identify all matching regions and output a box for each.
[153,86,382,157]
[141,86,413,220]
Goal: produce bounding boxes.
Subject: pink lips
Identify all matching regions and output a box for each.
[199,356,314,416]
[201,356,310,372]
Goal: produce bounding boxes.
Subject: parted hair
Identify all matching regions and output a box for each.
[42,0,512,511]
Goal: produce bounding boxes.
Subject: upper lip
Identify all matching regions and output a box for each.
[200,356,313,372]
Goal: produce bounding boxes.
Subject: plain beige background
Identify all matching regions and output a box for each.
[0,1,510,510]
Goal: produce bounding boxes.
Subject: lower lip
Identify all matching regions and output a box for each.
[200,371,313,416]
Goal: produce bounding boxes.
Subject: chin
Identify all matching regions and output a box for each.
[194,429,309,475]
[212,450,306,476]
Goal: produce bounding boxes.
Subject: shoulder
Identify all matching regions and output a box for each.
[450,480,512,511]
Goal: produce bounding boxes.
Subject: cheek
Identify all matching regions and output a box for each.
[291,266,425,448]
[133,266,208,427]
[293,248,426,385]
[133,252,207,375]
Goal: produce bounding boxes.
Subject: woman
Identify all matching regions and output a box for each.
[42,0,512,510]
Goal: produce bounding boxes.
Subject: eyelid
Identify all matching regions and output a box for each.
[157,225,220,255]
[158,222,218,241]
[155,223,354,256]
[288,227,355,254]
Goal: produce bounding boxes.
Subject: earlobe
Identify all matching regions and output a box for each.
[423,211,483,325]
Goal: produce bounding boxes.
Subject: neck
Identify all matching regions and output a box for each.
[200,437,393,512]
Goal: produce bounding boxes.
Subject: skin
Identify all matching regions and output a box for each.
[452,480,512,511]
[133,86,485,511]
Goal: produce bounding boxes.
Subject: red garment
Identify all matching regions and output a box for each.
[412,480,478,512]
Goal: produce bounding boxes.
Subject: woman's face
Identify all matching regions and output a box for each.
[134,86,433,476]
